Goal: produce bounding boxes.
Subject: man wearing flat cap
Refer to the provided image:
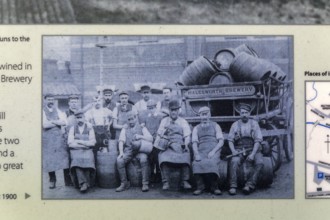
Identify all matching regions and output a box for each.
[113,91,138,139]
[67,111,97,193]
[155,99,192,190]
[116,111,153,192]
[42,93,70,189]
[191,106,224,195]
[63,94,81,186]
[134,85,160,114]
[227,102,263,195]
[103,87,117,111]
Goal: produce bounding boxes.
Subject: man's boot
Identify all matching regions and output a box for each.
[64,168,73,186]
[245,163,264,194]
[141,162,149,192]
[48,171,56,189]
[161,164,170,190]
[116,167,129,192]
[181,165,192,190]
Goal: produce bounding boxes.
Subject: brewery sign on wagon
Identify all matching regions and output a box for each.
[182,85,256,99]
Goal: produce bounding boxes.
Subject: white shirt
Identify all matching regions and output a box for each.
[84,107,112,126]
[134,99,161,113]
[42,106,67,128]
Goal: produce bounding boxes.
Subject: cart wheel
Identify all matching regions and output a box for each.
[283,133,293,162]
[283,98,294,162]
[266,135,282,172]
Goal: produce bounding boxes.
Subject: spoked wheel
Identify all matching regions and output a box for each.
[283,98,294,162]
[266,135,282,172]
[283,133,293,162]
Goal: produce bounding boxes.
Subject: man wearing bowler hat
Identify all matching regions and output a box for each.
[116,111,153,192]
[68,111,96,193]
[227,102,264,195]
[155,99,192,190]
[191,106,224,196]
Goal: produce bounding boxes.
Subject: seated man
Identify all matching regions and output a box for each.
[227,103,264,195]
[140,99,165,183]
[67,112,97,193]
[191,106,224,195]
[116,111,153,192]
[154,99,192,190]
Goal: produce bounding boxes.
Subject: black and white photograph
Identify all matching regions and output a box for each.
[0,0,329,24]
[42,35,294,199]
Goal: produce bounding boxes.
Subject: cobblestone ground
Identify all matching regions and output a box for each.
[42,153,294,200]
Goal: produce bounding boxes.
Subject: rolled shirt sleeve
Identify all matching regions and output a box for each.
[214,123,224,141]
[88,126,97,145]
[67,126,75,145]
[112,107,118,120]
[191,125,199,144]
[118,128,126,143]
[227,121,238,143]
[179,118,191,138]
[251,120,263,143]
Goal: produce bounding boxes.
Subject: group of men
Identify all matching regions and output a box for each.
[43,84,265,196]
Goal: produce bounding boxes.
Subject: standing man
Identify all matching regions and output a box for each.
[103,87,117,111]
[113,91,138,139]
[42,93,70,189]
[159,86,172,113]
[63,95,81,186]
[85,95,112,154]
[116,111,153,192]
[134,85,156,114]
[68,112,97,193]
[155,99,192,190]
[191,106,224,195]
[227,103,264,195]
[140,99,164,183]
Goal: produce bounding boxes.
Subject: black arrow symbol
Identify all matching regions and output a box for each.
[25,193,30,199]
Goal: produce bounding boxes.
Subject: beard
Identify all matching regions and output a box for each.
[78,121,84,126]
[242,116,248,123]
[105,99,111,104]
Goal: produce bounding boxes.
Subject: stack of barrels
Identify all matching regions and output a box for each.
[178,44,287,86]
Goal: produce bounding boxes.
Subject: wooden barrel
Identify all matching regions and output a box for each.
[218,159,228,189]
[235,44,259,57]
[107,140,118,153]
[167,165,182,191]
[179,56,218,86]
[209,72,234,85]
[213,49,236,72]
[96,151,119,189]
[229,52,286,82]
[127,158,142,187]
[223,156,274,188]
[257,157,273,187]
